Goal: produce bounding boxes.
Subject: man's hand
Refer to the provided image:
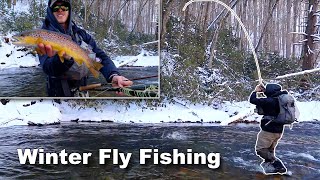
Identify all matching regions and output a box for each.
[37,43,71,60]
[111,75,133,88]
[255,84,265,92]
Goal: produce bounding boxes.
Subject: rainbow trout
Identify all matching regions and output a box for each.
[12,29,103,78]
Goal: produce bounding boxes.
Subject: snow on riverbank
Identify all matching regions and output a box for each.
[0,34,39,69]
[0,99,319,127]
[0,100,61,127]
[113,50,159,67]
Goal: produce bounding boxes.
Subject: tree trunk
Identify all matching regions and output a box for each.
[7,0,11,8]
[160,0,174,46]
[302,0,319,70]
[286,0,292,58]
[255,0,280,52]
[292,0,299,58]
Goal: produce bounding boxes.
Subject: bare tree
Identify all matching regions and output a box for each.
[161,0,174,46]
[302,0,319,70]
[255,0,280,52]
[286,0,292,58]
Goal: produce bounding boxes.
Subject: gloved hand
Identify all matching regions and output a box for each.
[255,84,265,92]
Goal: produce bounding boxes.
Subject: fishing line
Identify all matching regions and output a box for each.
[182,0,263,84]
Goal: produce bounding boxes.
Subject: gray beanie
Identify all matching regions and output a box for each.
[50,0,70,7]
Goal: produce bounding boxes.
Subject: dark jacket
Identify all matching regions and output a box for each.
[39,0,119,97]
[249,84,287,133]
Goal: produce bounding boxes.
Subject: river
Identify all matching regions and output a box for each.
[0,122,319,179]
[0,66,158,97]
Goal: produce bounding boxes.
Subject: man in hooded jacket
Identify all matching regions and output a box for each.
[38,0,132,97]
[249,83,287,174]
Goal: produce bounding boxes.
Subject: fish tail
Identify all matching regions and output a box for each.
[93,62,103,70]
[89,67,100,78]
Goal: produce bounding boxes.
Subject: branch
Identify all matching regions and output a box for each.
[131,40,159,47]
[255,0,280,52]
[275,68,320,79]
[298,39,308,43]
[309,5,313,13]
[289,32,307,35]
[307,45,314,54]
[206,0,235,31]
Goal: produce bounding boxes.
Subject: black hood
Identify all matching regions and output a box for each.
[44,0,73,34]
[264,83,283,97]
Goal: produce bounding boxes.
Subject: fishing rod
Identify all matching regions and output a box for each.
[90,83,159,98]
[182,0,263,85]
[79,75,158,91]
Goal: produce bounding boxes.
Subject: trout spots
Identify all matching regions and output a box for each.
[12,29,104,78]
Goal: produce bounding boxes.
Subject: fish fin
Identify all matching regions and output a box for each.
[74,61,81,66]
[93,62,103,70]
[73,58,82,66]
[57,51,65,63]
[89,67,100,78]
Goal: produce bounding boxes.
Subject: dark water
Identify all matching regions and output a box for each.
[0,67,158,97]
[0,122,319,179]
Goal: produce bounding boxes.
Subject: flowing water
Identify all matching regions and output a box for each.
[0,66,158,97]
[0,122,319,179]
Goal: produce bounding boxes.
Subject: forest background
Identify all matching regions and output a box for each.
[0,0,159,56]
[161,0,320,104]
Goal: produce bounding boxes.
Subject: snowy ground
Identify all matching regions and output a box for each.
[0,99,319,127]
[0,34,39,69]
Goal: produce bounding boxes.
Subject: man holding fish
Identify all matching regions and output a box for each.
[15,0,132,97]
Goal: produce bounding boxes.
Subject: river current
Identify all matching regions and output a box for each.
[0,122,319,179]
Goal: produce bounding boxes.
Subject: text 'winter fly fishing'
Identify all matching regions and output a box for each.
[17,148,221,169]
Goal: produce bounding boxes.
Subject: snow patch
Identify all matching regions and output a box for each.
[0,34,39,70]
[0,99,319,127]
[0,100,61,127]
[113,50,159,67]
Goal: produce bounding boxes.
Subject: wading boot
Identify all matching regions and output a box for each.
[271,160,287,174]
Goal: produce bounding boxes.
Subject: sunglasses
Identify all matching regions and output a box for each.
[52,5,69,12]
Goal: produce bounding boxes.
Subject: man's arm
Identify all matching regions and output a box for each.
[249,84,273,105]
[78,29,132,87]
[78,29,119,82]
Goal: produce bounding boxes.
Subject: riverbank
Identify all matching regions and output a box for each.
[1,99,319,127]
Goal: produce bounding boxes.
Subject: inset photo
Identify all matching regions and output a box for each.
[0,0,160,99]
[161,0,320,102]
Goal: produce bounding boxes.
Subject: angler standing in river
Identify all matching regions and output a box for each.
[38,0,132,97]
[249,83,288,175]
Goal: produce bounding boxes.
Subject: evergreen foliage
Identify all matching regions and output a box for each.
[0,1,45,33]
